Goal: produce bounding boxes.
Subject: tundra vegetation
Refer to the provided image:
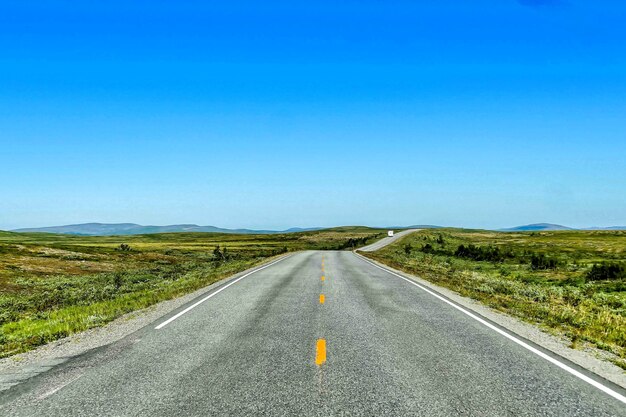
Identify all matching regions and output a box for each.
[0,228,383,357]
[362,229,626,368]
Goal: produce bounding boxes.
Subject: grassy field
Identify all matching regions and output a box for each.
[0,227,384,358]
[361,229,626,368]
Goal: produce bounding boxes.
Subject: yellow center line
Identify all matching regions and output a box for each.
[319,294,325,304]
[321,275,325,281]
[315,339,327,366]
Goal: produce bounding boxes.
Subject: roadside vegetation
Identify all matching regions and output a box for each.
[361,229,626,368]
[0,228,383,358]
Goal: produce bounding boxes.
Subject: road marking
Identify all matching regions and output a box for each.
[37,374,83,400]
[316,339,327,365]
[355,253,626,405]
[155,255,292,330]
[321,275,325,281]
[320,294,325,304]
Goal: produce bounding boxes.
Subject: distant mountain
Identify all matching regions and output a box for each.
[283,227,321,232]
[500,223,626,232]
[378,225,444,231]
[500,223,574,232]
[11,223,323,236]
[10,222,624,236]
[404,225,445,229]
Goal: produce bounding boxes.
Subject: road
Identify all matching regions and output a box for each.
[359,228,419,252]
[2,250,625,416]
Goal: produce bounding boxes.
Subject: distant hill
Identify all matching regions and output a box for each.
[9,222,624,236]
[11,223,323,236]
[500,223,626,232]
[500,223,574,232]
[404,225,445,229]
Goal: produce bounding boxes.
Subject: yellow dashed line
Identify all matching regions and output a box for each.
[317,258,327,367]
[315,339,327,365]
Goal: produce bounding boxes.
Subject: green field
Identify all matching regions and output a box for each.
[361,229,626,368]
[0,227,384,358]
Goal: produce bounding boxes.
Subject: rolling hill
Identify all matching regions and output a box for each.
[500,223,574,232]
[11,223,323,236]
[500,224,626,232]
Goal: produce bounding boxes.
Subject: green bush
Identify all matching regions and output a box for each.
[530,254,558,270]
[587,263,625,282]
[454,244,506,262]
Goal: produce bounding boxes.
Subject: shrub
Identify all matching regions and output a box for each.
[213,245,223,261]
[337,236,374,250]
[112,272,124,289]
[586,263,625,282]
[454,244,505,262]
[530,254,558,270]
[422,243,435,254]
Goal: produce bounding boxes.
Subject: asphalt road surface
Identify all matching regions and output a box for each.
[2,251,625,416]
[359,229,419,252]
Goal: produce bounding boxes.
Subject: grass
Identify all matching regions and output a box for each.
[361,229,626,368]
[0,227,384,358]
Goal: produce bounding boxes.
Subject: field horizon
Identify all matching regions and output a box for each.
[5,221,626,236]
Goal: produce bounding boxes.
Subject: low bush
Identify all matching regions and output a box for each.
[587,263,625,282]
[530,254,559,270]
[336,235,379,250]
[454,244,507,262]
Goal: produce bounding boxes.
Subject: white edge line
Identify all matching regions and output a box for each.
[37,374,83,400]
[155,255,292,330]
[354,252,626,405]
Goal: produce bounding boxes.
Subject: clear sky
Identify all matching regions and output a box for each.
[1,0,625,230]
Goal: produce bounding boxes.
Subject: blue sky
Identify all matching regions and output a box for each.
[1,0,625,230]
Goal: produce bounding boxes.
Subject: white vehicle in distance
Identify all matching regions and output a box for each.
[387,230,394,237]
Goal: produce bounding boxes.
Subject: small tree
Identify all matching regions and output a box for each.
[586,263,625,281]
[530,254,558,270]
[112,272,124,289]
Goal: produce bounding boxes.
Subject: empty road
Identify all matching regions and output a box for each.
[1,251,625,416]
[359,229,419,252]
